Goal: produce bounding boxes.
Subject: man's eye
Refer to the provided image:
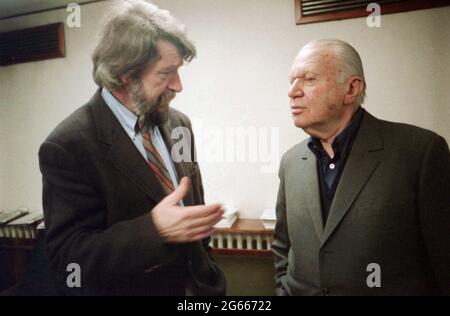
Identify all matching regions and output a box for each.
[159,70,174,76]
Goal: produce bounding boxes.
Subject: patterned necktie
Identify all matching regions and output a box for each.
[139,122,175,194]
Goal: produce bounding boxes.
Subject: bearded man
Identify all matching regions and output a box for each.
[39,0,225,296]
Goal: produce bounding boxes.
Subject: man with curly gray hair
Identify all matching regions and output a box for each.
[39,0,226,296]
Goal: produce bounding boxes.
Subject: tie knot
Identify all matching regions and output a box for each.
[136,116,149,134]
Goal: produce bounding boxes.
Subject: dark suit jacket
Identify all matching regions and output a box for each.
[273,111,450,296]
[39,90,226,296]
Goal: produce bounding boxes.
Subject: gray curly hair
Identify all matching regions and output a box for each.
[92,0,196,91]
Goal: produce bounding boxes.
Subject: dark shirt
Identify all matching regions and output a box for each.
[307,107,365,224]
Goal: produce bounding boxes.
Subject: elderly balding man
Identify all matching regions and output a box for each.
[273,39,450,296]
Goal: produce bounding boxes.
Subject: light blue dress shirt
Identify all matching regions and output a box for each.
[101,88,180,192]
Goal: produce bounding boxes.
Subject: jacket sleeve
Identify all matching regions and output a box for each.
[182,117,226,296]
[39,139,173,293]
[418,134,450,295]
[272,157,290,296]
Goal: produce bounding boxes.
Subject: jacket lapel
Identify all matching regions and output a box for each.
[321,113,384,245]
[90,90,168,204]
[160,121,196,206]
[107,130,168,203]
[300,148,325,239]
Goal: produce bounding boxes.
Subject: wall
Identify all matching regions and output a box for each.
[1,0,449,218]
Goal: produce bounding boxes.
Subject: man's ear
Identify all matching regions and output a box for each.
[344,76,363,106]
[119,74,131,86]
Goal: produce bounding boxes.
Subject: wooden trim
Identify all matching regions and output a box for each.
[0,244,35,251]
[215,219,273,235]
[296,0,450,25]
[57,23,66,58]
[295,0,302,26]
[0,239,36,292]
[0,238,35,251]
[213,249,273,257]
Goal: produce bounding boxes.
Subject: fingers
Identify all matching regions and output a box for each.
[163,177,191,205]
[188,228,218,242]
[187,206,224,230]
[179,204,223,242]
[156,201,224,243]
[183,203,224,219]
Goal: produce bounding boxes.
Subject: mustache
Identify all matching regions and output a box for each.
[139,91,176,129]
[159,91,176,105]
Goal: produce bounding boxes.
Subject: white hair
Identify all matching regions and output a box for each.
[304,39,367,105]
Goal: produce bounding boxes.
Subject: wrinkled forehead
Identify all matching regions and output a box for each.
[292,44,338,73]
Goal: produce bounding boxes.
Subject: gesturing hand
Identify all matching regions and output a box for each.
[151,177,224,243]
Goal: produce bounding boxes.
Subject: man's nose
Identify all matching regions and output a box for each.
[168,72,183,93]
[288,79,303,99]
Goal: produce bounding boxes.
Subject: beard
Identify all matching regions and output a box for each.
[127,80,176,129]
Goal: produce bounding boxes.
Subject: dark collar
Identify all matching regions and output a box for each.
[308,107,365,160]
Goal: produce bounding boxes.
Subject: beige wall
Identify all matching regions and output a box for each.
[1,0,449,218]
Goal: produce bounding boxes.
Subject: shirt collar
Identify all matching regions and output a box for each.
[101,88,140,137]
[308,107,365,160]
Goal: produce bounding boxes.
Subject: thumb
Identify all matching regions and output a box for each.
[163,177,190,205]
